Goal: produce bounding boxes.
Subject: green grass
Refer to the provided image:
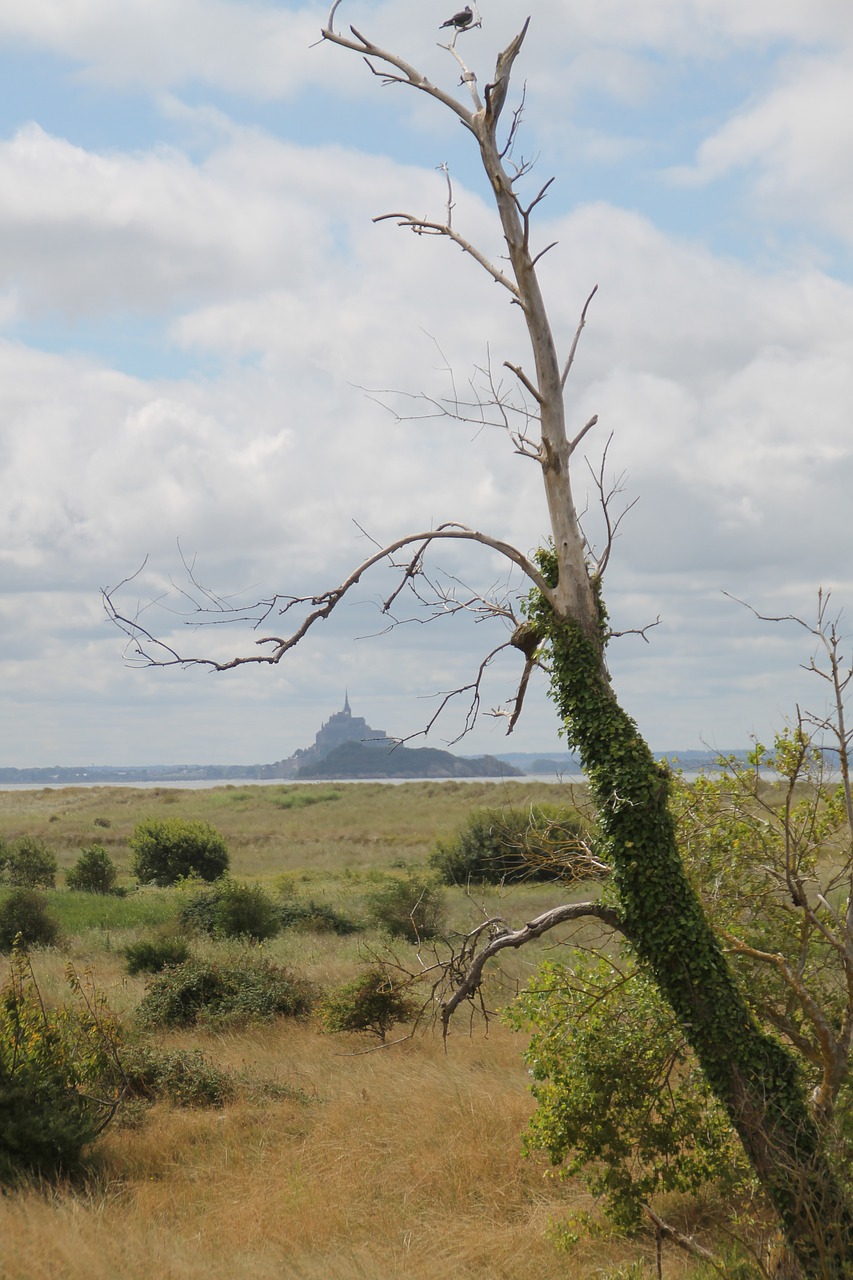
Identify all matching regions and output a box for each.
[0,779,591,878]
[43,888,179,934]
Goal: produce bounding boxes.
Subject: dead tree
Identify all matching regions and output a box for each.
[104,11,853,1276]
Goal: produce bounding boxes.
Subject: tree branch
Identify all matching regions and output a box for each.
[561,284,599,390]
[440,900,623,1032]
[373,211,521,297]
[321,12,475,132]
[104,525,554,671]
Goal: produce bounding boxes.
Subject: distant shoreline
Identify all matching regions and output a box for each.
[0,748,748,788]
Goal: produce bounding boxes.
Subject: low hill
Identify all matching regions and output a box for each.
[295,740,523,780]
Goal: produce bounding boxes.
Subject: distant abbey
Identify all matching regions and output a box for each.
[288,694,393,774]
[278,694,521,780]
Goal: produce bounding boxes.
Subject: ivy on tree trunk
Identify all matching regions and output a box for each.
[529,550,853,1278]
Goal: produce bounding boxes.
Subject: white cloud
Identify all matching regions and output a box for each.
[2,5,853,764]
[2,130,851,760]
[0,0,330,97]
[671,54,853,245]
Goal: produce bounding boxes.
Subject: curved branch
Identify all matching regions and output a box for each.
[104,525,555,671]
[373,212,520,297]
[321,16,475,132]
[441,900,623,1031]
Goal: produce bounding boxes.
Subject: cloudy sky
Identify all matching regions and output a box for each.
[1,0,852,768]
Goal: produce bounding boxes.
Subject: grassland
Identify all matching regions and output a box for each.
[0,782,702,1279]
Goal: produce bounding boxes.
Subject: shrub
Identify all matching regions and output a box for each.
[121,1044,234,1107]
[66,844,118,894]
[179,879,281,941]
[124,934,191,975]
[0,889,60,951]
[137,957,312,1028]
[429,805,590,885]
[0,952,126,1185]
[1,837,58,889]
[129,818,229,886]
[364,873,445,941]
[319,967,419,1041]
[278,897,361,936]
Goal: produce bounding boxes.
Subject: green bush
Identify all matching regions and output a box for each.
[0,837,58,889]
[364,873,445,941]
[0,889,60,951]
[66,845,118,894]
[124,934,191,975]
[272,789,341,810]
[278,897,361,936]
[319,967,419,1041]
[0,952,126,1185]
[506,953,747,1236]
[121,1044,234,1107]
[429,805,590,885]
[129,818,229,887]
[179,879,281,941]
[137,957,312,1028]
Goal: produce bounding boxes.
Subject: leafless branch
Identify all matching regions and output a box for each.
[439,36,483,111]
[395,640,514,746]
[608,617,662,644]
[483,18,530,129]
[581,435,638,579]
[561,284,599,389]
[500,83,527,161]
[373,210,520,297]
[436,162,454,229]
[362,339,542,460]
[529,241,558,269]
[321,15,476,133]
[642,1204,727,1271]
[502,360,542,405]
[568,413,599,454]
[104,525,554,671]
[440,900,623,1033]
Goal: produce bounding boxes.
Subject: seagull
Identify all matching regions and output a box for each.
[440,5,473,29]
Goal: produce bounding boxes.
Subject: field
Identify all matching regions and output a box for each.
[0,782,702,1280]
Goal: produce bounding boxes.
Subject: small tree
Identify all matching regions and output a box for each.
[129,818,229,887]
[509,953,753,1241]
[178,879,281,941]
[66,845,118,894]
[1,837,57,889]
[124,933,191,975]
[0,889,59,951]
[319,967,419,1041]
[365,873,446,942]
[0,951,126,1184]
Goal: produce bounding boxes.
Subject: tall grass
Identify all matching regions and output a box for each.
[0,1022,696,1280]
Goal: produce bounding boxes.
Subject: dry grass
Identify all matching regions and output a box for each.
[0,784,703,1279]
[0,1019,664,1280]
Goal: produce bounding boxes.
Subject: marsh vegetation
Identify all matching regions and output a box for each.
[0,780,647,1280]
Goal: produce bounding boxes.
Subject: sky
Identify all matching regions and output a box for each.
[1,0,852,768]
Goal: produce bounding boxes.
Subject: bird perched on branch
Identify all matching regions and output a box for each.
[440,6,473,30]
